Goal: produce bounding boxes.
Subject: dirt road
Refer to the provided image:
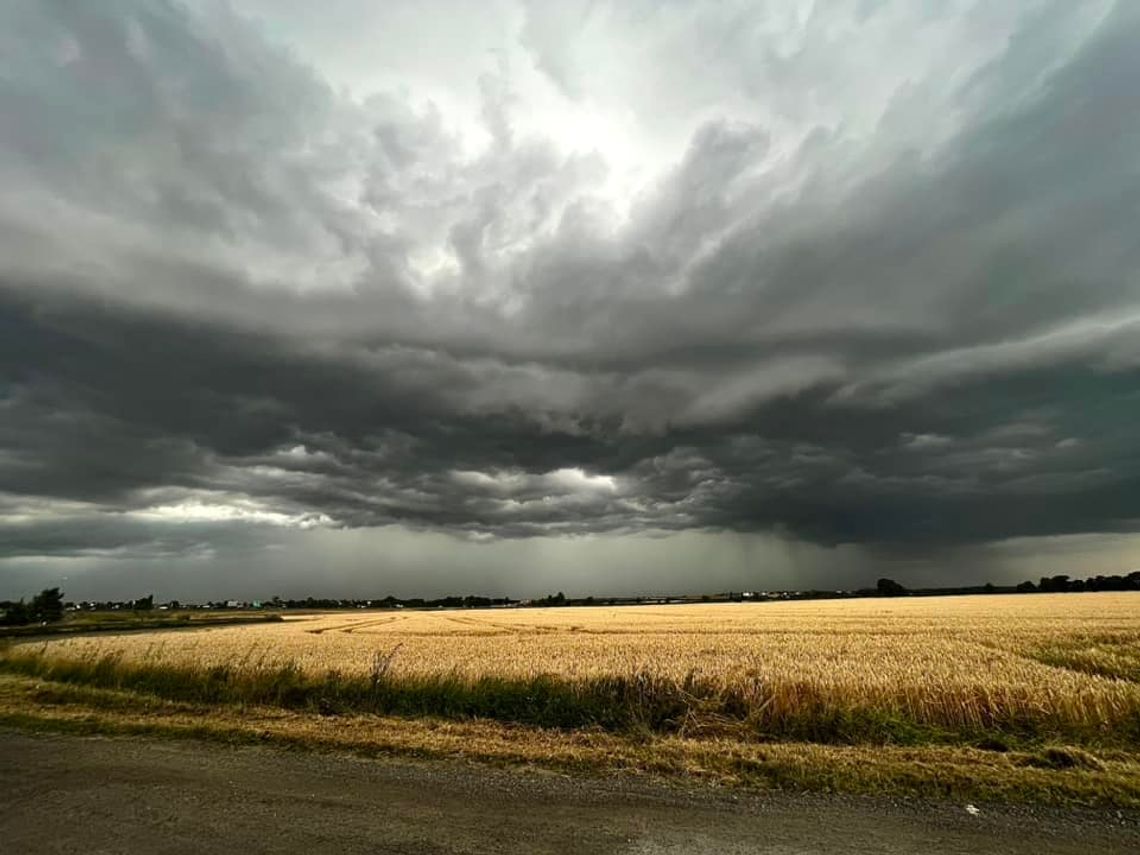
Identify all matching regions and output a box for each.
[1,730,1136,854]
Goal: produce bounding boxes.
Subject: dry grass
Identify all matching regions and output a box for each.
[2,674,1138,808]
[6,593,1139,745]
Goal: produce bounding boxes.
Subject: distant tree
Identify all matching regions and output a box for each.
[1,600,30,626]
[1086,573,1140,592]
[876,578,907,597]
[30,588,64,623]
[1015,580,1037,593]
[134,594,154,611]
[983,582,996,594]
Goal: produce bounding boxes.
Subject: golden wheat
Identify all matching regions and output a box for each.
[18,593,1140,736]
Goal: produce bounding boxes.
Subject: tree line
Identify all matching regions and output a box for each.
[3,570,1138,625]
[869,571,1140,597]
[0,587,64,626]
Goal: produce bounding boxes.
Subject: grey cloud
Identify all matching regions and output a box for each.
[0,0,1138,579]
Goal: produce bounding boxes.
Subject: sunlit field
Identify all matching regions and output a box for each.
[7,593,1139,745]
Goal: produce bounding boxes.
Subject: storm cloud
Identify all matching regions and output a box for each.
[1,0,1138,595]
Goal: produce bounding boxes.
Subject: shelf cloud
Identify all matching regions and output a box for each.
[2,0,1138,597]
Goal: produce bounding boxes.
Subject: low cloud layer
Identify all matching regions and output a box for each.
[1,1,1138,593]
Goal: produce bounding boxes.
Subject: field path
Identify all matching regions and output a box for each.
[302,614,409,634]
[1,730,1135,854]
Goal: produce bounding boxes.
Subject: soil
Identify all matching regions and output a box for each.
[1,729,1136,854]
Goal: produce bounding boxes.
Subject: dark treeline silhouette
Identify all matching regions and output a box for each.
[0,587,64,626]
[3,571,1138,624]
[860,571,1140,598]
[1028,573,1140,593]
[875,578,909,597]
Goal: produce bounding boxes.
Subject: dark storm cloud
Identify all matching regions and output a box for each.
[1,0,1138,563]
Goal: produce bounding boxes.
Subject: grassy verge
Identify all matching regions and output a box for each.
[1,674,1137,808]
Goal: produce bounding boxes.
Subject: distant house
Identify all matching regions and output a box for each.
[225,600,242,609]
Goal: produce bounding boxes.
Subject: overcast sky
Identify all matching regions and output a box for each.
[2,0,1138,600]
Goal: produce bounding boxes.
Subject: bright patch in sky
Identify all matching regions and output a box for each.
[129,501,331,529]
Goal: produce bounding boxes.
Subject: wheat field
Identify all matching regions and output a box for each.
[12,593,1140,743]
